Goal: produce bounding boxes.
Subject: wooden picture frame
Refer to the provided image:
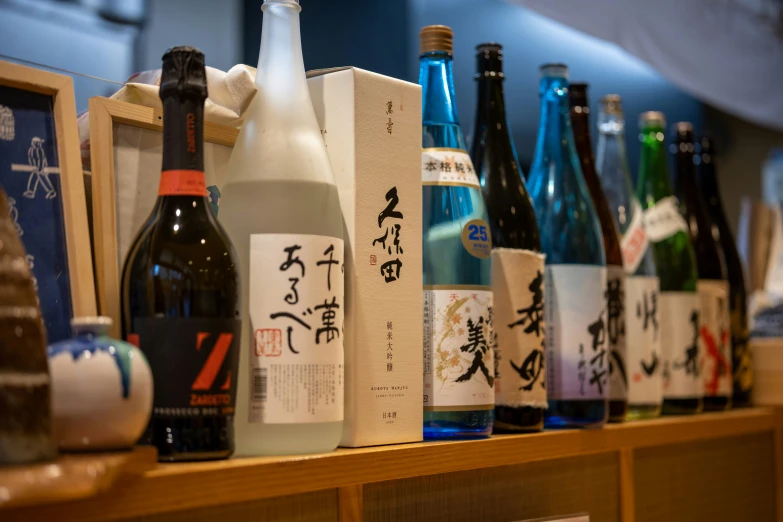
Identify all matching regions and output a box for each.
[88,97,237,336]
[0,60,96,342]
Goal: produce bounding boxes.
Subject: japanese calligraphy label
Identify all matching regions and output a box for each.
[421,148,480,188]
[625,275,663,405]
[621,199,649,274]
[698,280,732,398]
[606,266,627,401]
[660,292,701,399]
[372,186,405,283]
[492,248,547,409]
[130,317,241,417]
[248,234,345,424]
[644,196,688,243]
[545,265,608,401]
[423,286,494,410]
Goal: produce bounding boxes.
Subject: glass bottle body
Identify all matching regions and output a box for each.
[570,88,627,423]
[218,0,344,455]
[528,69,607,429]
[421,52,493,439]
[595,104,661,420]
[636,121,702,415]
[471,49,545,433]
[672,129,730,412]
[697,142,752,406]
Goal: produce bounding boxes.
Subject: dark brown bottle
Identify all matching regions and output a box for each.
[121,47,241,461]
[671,124,731,411]
[569,83,627,422]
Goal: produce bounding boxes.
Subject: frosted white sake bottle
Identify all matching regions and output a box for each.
[219,0,344,455]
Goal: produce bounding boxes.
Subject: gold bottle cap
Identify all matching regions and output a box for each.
[639,111,666,128]
[601,94,623,114]
[420,25,453,55]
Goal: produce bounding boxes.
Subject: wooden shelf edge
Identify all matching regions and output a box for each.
[3,407,779,522]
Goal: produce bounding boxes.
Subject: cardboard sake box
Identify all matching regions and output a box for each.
[307,67,423,447]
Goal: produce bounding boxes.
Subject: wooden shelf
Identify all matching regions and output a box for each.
[1,407,779,522]
[0,446,156,510]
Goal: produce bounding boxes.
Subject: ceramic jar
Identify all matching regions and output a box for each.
[47,317,153,451]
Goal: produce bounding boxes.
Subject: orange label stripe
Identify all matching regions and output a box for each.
[158,169,207,197]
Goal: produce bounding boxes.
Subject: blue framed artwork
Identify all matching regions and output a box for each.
[0,61,96,343]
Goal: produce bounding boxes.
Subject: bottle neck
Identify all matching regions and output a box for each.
[161,96,204,173]
[638,125,673,200]
[419,52,460,125]
[673,142,699,199]
[570,104,596,177]
[531,75,577,178]
[697,155,723,210]
[475,76,509,135]
[257,1,309,107]
[595,110,636,226]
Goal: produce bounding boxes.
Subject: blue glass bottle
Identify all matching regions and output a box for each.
[527,64,608,429]
[419,25,494,439]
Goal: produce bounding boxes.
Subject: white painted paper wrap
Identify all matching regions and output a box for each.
[621,199,649,274]
[644,196,688,243]
[423,287,494,409]
[545,265,608,401]
[698,280,733,398]
[248,233,345,424]
[660,291,702,399]
[606,266,628,401]
[625,275,663,406]
[421,148,480,188]
[491,248,547,409]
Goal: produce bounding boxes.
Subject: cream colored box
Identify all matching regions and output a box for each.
[307,67,423,447]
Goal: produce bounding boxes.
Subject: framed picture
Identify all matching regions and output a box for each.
[0,60,96,343]
[88,96,237,335]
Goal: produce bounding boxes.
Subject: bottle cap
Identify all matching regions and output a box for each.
[420,25,453,55]
[160,46,208,101]
[475,42,503,78]
[601,94,623,114]
[639,111,665,128]
[672,121,694,143]
[539,63,568,79]
[569,82,588,108]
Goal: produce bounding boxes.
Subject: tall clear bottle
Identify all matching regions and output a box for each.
[219,0,344,455]
[419,26,494,439]
[569,83,627,423]
[470,43,545,433]
[671,124,731,411]
[527,64,607,429]
[636,112,702,415]
[696,137,753,406]
[595,96,662,420]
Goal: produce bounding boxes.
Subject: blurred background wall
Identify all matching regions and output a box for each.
[0,0,781,232]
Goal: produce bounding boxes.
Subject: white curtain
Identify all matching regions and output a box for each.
[513,0,783,130]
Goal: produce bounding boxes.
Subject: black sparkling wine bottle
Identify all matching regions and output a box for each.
[671,123,731,412]
[696,137,752,406]
[121,47,241,461]
[470,43,546,432]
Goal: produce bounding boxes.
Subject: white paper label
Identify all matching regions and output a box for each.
[545,265,608,401]
[660,292,701,399]
[491,248,547,409]
[248,234,345,424]
[698,280,733,397]
[621,199,649,274]
[644,196,688,243]
[423,287,494,410]
[606,266,627,401]
[625,275,663,405]
[421,148,480,188]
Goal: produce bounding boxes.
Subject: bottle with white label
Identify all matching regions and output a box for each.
[569,83,627,423]
[218,0,344,455]
[595,96,662,420]
[671,123,731,411]
[527,64,608,429]
[470,43,546,433]
[637,112,702,415]
[419,26,494,439]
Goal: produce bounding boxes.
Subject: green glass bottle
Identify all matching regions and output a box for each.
[636,112,702,415]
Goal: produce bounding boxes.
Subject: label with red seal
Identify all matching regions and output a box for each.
[158,169,207,196]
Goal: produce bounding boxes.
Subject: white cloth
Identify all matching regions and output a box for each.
[512,0,783,131]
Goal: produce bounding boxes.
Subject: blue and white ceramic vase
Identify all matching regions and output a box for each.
[47,317,153,451]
